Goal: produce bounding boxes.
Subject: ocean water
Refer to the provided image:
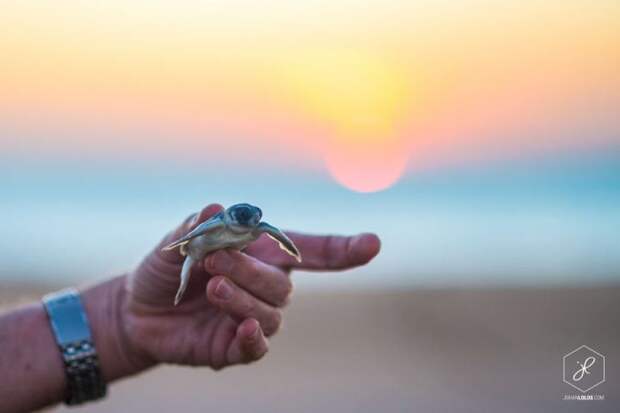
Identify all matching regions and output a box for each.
[1,151,619,290]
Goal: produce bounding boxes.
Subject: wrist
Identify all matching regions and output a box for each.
[81,275,156,382]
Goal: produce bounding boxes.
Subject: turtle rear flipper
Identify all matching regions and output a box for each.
[174,256,195,306]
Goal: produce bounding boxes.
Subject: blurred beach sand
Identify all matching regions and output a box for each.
[2,285,618,413]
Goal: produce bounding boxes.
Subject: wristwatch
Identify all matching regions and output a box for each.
[43,288,107,405]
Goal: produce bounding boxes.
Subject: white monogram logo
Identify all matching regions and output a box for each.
[563,345,605,394]
[572,356,596,382]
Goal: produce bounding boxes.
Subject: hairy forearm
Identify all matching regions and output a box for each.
[0,275,153,413]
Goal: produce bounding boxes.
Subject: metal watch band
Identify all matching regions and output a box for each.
[43,288,107,405]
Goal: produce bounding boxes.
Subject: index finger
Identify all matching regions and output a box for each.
[244,232,381,271]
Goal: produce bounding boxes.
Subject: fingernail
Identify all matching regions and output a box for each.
[348,233,380,262]
[189,212,199,226]
[348,234,364,255]
[249,323,260,340]
[214,278,233,300]
[204,254,216,272]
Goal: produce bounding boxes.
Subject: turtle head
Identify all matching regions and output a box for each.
[225,203,262,232]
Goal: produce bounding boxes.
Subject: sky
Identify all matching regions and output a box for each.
[1,0,619,289]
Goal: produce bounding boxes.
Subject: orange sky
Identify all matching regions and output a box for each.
[1,0,619,191]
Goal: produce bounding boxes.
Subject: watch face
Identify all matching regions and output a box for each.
[44,289,93,345]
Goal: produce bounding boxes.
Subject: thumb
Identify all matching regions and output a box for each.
[127,203,224,307]
[157,203,224,265]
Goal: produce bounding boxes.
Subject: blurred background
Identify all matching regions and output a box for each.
[1,1,619,412]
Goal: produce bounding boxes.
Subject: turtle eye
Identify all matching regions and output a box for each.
[234,206,251,223]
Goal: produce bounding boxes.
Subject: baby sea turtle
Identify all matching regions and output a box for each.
[163,203,301,305]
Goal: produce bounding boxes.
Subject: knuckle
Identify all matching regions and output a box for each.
[283,279,294,298]
[323,235,338,266]
[225,251,248,278]
[227,259,240,279]
[245,260,260,279]
[237,299,255,318]
[235,256,258,281]
[276,279,294,307]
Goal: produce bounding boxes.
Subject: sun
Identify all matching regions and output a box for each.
[325,138,408,193]
[276,48,415,192]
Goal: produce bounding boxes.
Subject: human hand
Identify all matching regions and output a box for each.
[118,203,380,371]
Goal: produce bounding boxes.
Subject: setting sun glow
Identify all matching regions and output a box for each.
[0,1,618,192]
[278,49,414,192]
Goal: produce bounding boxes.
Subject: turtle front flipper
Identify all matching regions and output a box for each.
[256,222,302,262]
[175,255,196,305]
[163,212,225,251]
